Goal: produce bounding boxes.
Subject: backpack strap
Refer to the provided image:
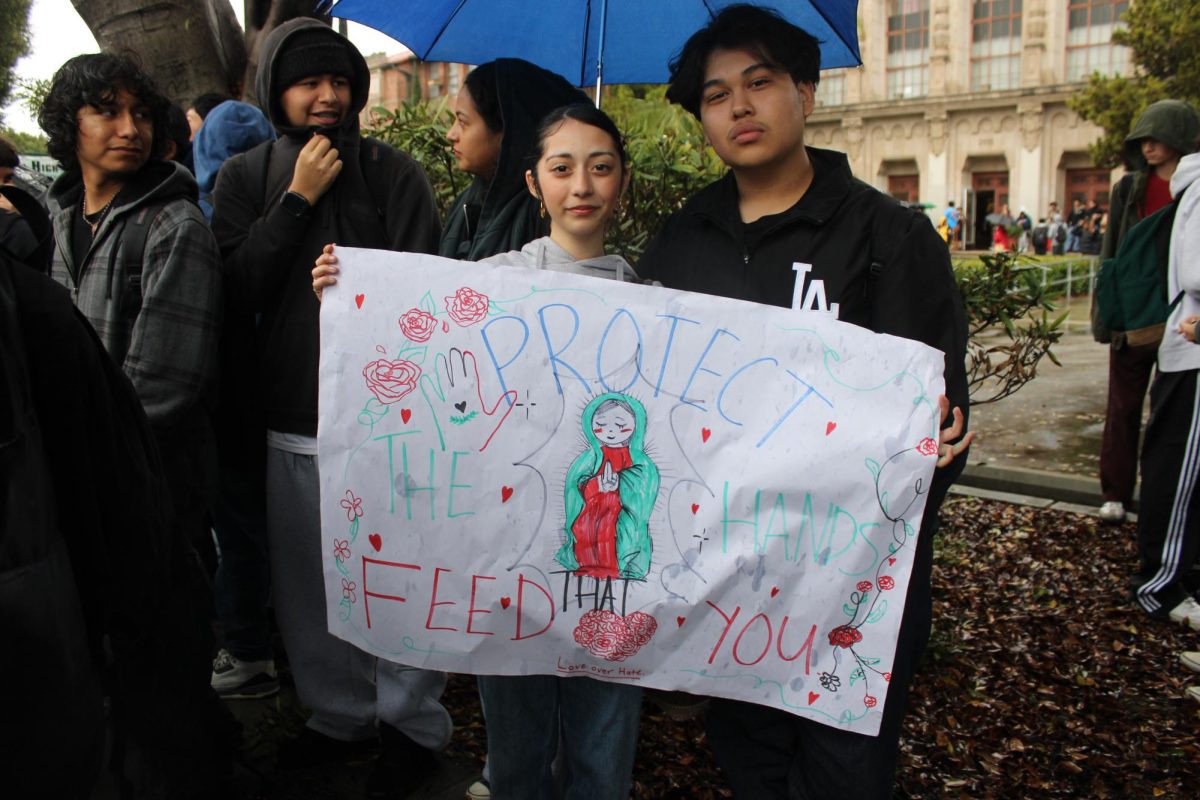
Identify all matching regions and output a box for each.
[112,200,169,325]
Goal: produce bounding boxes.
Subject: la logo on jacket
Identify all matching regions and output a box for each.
[791,262,840,316]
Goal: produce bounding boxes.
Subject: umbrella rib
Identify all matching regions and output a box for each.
[580,0,593,86]
[427,0,473,58]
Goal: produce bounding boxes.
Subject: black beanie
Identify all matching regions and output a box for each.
[273,29,355,97]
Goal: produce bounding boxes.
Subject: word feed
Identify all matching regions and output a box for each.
[318,250,944,735]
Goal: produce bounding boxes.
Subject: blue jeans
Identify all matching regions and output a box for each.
[212,464,273,661]
[1066,228,1081,253]
[477,674,642,800]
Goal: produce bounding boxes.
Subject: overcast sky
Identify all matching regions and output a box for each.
[2,0,406,134]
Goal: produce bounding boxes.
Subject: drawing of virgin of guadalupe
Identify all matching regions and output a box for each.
[557,393,659,581]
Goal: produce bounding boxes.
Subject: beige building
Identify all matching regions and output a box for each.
[808,0,1133,247]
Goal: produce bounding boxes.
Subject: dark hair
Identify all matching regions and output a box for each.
[190,91,232,119]
[0,134,16,168]
[39,53,172,168]
[164,104,192,162]
[666,4,821,118]
[464,62,503,132]
[527,103,629,203]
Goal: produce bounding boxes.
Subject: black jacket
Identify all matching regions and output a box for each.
[438,59,589,261]
[639,147,969,512]
[212,18,441,436]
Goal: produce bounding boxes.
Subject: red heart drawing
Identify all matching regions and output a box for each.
[807,691,820,705]
[825,421,836,436]
[770,586,780,598]
[368,533,382,552]
[500,596,511,609]
[355,294,365,309]
[400,408,412,424]
[701,427,712,443]
[574,610,658,662]
[501,486,514,503]
[691,503,700,515]
[888,557,897,566]
[676,616,686,627]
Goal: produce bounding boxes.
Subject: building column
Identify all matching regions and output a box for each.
[1016,101,1045,216]
[925,109,950,213]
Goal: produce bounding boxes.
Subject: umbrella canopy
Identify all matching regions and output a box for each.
[327,0,861,87]
[985,212,1014,226]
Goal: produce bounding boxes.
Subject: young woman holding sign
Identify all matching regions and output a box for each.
[314,103,645,800]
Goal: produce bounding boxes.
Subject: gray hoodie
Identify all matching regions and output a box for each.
[482,236,637,282]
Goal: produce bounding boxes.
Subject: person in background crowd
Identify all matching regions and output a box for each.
[1047,201,1066,255]
[440,58,590,261]
[187,90,234,140]
[192,98,281,703]
[1067,198,1086,253]
[211,19,449,797]
[943,199,961,250]
[637,6,972,798]
[0,135,39,261]
[1015,207,1032,253]
[164,104,195,171]
[1095,100,1200,525]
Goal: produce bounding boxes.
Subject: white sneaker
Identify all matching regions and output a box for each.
[1187,686,1200,704]
[1167,596,1200,632]
[1098,501,1126,523]
[465,779,491,799]
[211,648,279,699]
[1181,651,1200,674]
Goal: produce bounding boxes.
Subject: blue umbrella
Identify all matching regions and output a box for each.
[326,0,861,90]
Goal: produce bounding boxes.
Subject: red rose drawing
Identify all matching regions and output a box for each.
[878,575,895,590]
[398,308,437,342]
[363,358,420,404]
[864,694,878,708]
[857,580,873,593]
[445,287,490,326]
[917,437,938,457]
[573,610,658,661]
[827,625,862,649]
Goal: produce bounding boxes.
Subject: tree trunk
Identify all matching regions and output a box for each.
[241,0,327,105]
[70,0,247,107]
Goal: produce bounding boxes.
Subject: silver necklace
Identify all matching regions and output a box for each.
[81,188,116,236]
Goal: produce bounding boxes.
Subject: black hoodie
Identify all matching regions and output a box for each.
[438,59,590,261]
[212,18,441,436]
[639,148,969,623]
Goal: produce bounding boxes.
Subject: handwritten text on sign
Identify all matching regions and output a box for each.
[317,249,945,735]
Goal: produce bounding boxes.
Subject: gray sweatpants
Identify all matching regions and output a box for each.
[266,446,452,746]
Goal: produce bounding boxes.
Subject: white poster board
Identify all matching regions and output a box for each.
[318,249,945,735]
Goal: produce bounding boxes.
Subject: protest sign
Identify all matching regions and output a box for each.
[318,248,945,735]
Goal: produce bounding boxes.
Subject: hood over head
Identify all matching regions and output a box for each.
[0,184,53,271]
[255,18,370,141]
[479,59,590,214]
[194,101,276,195]
[1124,99,1200,170]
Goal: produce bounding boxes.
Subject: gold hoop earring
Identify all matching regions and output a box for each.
[539,200,547,219]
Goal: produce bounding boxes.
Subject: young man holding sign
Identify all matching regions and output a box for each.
[638,6,970,798]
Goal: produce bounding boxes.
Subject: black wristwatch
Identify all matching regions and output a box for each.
[280,190,312,217]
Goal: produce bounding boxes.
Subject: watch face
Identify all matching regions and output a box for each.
[282,191,310,216]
